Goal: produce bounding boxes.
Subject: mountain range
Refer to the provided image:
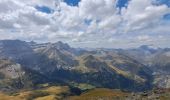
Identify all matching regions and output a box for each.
[0,40,169,94]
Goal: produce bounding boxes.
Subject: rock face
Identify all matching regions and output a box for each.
[0,60,23,79]
[0,59,48,91]
[0,40,157,92]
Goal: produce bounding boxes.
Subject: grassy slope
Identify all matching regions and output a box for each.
[67,88,129,100]
[0,86,70,100]
[0,87,170,100]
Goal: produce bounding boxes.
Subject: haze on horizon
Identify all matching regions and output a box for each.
[0,0,170,48]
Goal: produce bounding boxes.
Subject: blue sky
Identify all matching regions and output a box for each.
[64,0,129,7]
[36,0,170,19]
[36,0,128,13]
[116,0,129,8]
[37,0,170,23]
[157,0,170,7]
[0,0,170,48]
[63,0,129,8]
[35,6,54,14]
[35,0,81,13]
[64,0,80,6]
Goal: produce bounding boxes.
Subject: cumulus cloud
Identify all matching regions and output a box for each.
[121,0,170,33]
[0,0,169,48]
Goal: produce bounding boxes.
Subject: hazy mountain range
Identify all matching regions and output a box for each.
[0,40,169,94]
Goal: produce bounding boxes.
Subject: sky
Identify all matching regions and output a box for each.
[0,0,170,48]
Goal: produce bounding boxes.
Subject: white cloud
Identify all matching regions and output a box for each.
[121,0,170,33]
[137,35,152,42]
[79,0,117,19]
[0,0,169,48]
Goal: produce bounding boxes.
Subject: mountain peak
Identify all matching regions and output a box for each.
[84,55,96,61]
[53,41,71,50]
[139,45,150,50]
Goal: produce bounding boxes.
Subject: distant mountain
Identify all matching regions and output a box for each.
[0,40,163,92]
[151,49,170,73]
[117,45,156,66]
[116,45,170,88]
[118,45,170,73]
